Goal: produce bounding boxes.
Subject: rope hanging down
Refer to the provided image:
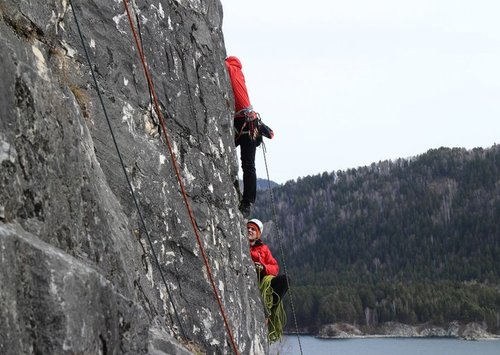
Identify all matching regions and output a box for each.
[68,0,187,340]
[261,144,305,355]
[120,1,240,354]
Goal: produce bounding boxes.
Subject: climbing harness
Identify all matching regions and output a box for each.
[261,144,305,355]
[234,110,274,147]
[258,275,287,343]
[121,1,240,353]
[234,108,259,141]
[69,0,186,340]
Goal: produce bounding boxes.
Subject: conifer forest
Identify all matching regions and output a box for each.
[254,146,500,333]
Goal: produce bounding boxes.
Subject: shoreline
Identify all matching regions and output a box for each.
[315,334,500,341]
[285,332,500,340]
[286,321,500,341]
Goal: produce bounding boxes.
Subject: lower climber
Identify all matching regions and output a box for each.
[247,218,289,341]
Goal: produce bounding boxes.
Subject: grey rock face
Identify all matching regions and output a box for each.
[0,0,266,354]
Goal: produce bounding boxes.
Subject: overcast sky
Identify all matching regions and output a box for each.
[221,0,500,183]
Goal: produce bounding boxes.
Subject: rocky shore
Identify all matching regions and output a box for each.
[316,321,500,340]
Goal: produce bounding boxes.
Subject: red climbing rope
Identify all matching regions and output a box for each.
[121,1,240,354]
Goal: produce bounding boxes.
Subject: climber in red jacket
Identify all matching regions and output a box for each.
[225,56,257,218]
[247,219,289,304]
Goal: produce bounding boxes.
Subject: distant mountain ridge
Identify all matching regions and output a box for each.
[238,178,279,192]
[257,178,279,191]
[254,146,500,334]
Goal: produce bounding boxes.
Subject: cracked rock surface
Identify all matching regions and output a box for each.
[0,1,267,354]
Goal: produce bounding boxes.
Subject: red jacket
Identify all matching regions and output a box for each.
[250,240,279,276]
[225,56,251,113]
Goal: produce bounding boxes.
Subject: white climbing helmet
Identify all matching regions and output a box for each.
[247,218,263,234]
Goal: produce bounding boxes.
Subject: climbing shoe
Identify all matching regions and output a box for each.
[239,200,253,218]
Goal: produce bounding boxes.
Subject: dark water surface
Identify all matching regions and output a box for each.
[270,335,500,355]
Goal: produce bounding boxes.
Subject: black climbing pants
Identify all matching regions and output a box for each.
[235,132,256,204]
[271,275,289,306]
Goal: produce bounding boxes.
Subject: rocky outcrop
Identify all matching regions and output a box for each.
[0,1,266,354]
[317,323,363,338]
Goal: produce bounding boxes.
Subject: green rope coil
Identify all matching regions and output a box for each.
[259,275,287,343]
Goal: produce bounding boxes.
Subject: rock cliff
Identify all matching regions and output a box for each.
[0,1,266,354]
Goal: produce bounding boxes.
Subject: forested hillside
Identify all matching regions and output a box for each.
[253,146,500,333]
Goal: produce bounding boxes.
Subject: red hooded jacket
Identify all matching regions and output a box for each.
[225,56,251,113]
[250,240,279,276]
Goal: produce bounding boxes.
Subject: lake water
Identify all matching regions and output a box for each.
[270,335,500,355]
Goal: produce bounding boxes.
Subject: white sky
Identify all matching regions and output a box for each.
[221,0,500,183]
